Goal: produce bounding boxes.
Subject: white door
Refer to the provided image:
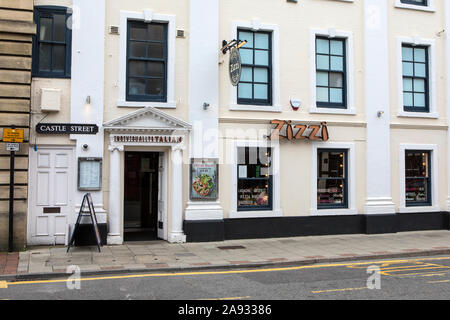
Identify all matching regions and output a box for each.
[157,152,165,239]
[28,147,74,245]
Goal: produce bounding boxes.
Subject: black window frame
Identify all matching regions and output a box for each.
[237,146,273,212]
[405,150,432,207]
[237,29,272,106]
[400,0,427,6]
[317,149,348,209]
[315,36,347,109]
[126,20,168,103]
[32,6,72,78]
[402,44,429,113]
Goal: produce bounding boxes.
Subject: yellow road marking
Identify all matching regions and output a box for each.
[5,255,450,287]
[200,296,251,300]
[0,281,7,289]
[312,287,368,294]
[428,279,450,284]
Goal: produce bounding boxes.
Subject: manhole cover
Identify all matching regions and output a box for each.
[217,245,246,250]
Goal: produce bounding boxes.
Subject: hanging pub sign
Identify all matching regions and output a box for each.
[268,120,329,141]
[229,47,242,87]
[190,158,218,201]
[36,123,99,134]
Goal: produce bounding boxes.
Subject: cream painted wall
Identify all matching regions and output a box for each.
[218,0,365,123]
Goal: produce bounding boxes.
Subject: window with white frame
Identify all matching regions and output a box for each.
[405,150,431,206]
[395,0,435,11]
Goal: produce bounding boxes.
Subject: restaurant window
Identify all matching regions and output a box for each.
[402,44,429,112]
[405,150,431,206]
[237,147,272,211]
[315,37,346,108]
[317,149,348,209]
[237,29,272,106]
[400,0,427,6]
[126,20,167,102]
[32,6,72,78]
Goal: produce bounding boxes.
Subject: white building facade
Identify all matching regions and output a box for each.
[26,0,450,245]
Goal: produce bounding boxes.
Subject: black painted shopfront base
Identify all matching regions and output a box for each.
[184,212,450,242]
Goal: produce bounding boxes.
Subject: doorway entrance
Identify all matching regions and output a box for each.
[124,152,159,241]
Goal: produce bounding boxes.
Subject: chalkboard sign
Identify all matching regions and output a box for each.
[67,193,102,252]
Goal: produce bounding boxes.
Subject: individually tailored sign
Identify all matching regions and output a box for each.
[36,123,99,134]
[3,128,24,142]
[268,120,329,141]
[190,158,218,201]
[229,47,242,86]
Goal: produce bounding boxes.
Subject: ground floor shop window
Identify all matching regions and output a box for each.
[237,147,272,211]
[317,149,348,209]
[405,150,431,206]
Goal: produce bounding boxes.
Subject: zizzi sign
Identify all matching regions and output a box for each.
[229,48,242,87]
[268,120,329,141]
[36,123,99,134]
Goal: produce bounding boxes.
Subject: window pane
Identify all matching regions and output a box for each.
[239,31,253,48]
[129,41,146,58]
[254,84,268,100]
[148,24,164,41]
[148,42,164,59]
[413,78,425,93]
[316,71,328,86]
[403,78,413,91]
[330,88,343,103]
[238,179,269,208]
[52,44,65,72]
[402,46,413,61]
[239,48,253,64]
[318,151,345,178]
[316,55,329,70]
[238,83,252,99]
[405,151,429,177]
[317,179,345,205]
[414,63,426,77]
[254,33,269,49]
[330,56,343,71]
[316,87,328,102]
[405,178,429,204]
[414,48,426,63]
[129,60,146,76]
[53,14,66,42]
[403,92,413,106]
[402,62,414,77]
[254,68,268,83]
[128,78,146,95]
[241,67,252,82]
[330,40,343,55]
[39,43,51,71]
[130,23,146,40]
[39,17,52,41]
[146,78,164,95]
[255,50,269,66]
[147,61,164,77]
[414,93,425,107]
[329,72,343,88]
[316,39,329,54]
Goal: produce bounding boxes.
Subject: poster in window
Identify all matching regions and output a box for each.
[190,158,218,201]
[78,158,102,191]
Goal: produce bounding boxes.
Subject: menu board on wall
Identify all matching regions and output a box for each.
[78,158,102,191]
[190,158,218,201]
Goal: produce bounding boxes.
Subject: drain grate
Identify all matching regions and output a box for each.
[217,245,246,250]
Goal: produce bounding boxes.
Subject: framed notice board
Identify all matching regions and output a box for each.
[78,158,102,191]
[189,158,219,201]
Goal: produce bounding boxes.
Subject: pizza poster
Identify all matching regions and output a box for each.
[190,159,218,201]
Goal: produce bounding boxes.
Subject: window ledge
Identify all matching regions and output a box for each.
[229,104,282,112]
[228,209,283,219]
[309,106,356,115]
[398,205,440,213]
[117,100,177,109]
[394,1,435,12]
[309,208,357,216]
[397,111,439,119]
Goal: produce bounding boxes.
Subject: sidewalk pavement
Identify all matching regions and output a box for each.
[3,230,450,280]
